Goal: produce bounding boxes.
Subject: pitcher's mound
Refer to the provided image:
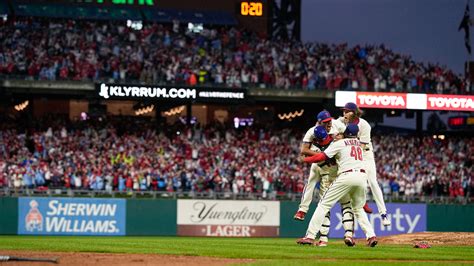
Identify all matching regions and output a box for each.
[380,232,474,246]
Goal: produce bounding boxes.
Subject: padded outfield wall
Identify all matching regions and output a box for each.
[0,197,472,236]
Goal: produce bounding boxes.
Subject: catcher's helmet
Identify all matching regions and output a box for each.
[344,124,359,137]
[316,110,332,123]
[314,125,328,140]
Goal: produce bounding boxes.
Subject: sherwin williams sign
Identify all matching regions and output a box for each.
[18,197,126,236]
[177,200,280,237]
[328,203,426,238]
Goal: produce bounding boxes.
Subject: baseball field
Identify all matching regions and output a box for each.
[1,232,473,265]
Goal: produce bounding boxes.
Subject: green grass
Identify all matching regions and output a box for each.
[0,236,473,265]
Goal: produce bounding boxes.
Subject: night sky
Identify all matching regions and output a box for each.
[301,0,468,75]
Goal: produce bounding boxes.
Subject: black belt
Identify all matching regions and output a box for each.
[341,169,366,174]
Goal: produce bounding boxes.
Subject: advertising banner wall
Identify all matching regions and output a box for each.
[18,197,126,236]
[335,91,474,112]
[328,203,426,238]
[177,200,280,237]
[97,83,246,102]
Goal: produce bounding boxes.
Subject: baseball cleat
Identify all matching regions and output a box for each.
[315,240,328,247]
[293,210,306,221]
[367,236,378,247]
[296,237,315,245]
[381,214,391,226]
[363,202,373,214]
[344,237,356,247]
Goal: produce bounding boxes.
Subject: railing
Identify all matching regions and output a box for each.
[1,187,472,204]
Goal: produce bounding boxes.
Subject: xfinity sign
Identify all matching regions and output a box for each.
[328,203,426,237]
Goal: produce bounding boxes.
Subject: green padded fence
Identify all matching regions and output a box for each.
[0,197,18,234]
[279,201,317,238]
[126,199,177,236]
[427,204,474,232]
[2,198,474,235]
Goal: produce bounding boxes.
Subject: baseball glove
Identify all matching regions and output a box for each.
[413,241,431,248]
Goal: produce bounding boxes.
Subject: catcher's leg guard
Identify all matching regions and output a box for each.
[340,200,354,238]
[318,211,331,243]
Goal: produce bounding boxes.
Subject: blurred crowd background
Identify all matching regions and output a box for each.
[0,17,469,94]
[0,115,472,203]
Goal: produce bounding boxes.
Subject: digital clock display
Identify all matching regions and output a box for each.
[240,1,263,16]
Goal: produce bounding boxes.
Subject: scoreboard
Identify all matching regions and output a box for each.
[240,1,263,16]
[14,0,270,35]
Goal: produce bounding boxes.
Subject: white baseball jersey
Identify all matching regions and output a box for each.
[302,125,337,176]
[302,125,317,151]
[304,118,339,150]
[332,117,373,151]
[323,138,365,174]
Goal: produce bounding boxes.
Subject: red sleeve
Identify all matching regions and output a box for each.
[303,152,328,163]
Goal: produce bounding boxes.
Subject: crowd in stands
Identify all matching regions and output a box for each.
[373,134,473,202]
[0,17,470,94]
[0,116,472,202]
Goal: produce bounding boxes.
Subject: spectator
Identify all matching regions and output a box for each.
[0,115,472,203]
[0,17,468,94]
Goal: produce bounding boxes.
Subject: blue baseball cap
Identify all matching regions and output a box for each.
[313,125,328,140]
[316,110,332,123]
[341,102,358,112]
[344,124,359,137]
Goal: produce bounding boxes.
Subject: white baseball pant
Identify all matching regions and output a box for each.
[364,150,387,214]
[298,164,354,242]
[298,163,320,213]
[318,174,354,242]
[305,170,376,240]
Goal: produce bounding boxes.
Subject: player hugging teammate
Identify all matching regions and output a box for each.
[295,103,390,247]
[294,111,356,246]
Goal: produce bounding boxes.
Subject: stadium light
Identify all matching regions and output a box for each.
[188,23,203,33]
[163,106,185,116]
[126,20,143,30]
[135,104,154,116]
[278,109,304,121]
[14,101,29,112]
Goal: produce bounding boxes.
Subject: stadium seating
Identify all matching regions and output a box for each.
[0,116,472,202]
[0,16,469,94]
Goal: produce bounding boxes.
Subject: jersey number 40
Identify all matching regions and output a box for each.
[350,146,363,161]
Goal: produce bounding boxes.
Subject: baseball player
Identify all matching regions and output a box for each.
[294,111,356,246]
[297,124,378,247]
[294,110,334,221]
[331,102,390,226]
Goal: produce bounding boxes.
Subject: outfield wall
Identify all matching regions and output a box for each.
[0,197,17,235]
[0,197,472,237]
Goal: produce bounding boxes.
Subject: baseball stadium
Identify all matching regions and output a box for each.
[0,0,473,265]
